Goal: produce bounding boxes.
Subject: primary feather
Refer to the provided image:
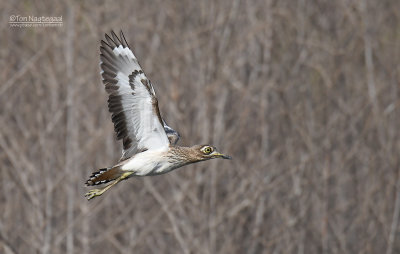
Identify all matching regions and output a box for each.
[99,31,179,161]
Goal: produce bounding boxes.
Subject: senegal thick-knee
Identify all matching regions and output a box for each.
[85,31,231,200]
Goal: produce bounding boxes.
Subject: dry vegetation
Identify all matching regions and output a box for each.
[1,0,400,253]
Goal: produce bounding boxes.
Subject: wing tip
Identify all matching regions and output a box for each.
[103,29,129,49]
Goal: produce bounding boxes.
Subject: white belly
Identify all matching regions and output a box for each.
[120,148,175,176]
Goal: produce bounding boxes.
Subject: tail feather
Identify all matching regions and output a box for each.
[85,166,124,186]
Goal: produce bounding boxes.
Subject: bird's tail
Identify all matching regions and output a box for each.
[85,166,124,186]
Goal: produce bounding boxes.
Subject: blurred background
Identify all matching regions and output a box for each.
[1,0,400,253]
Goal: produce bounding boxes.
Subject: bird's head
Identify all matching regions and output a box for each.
[191,145,232,161]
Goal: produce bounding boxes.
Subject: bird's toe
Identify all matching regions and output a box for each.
[85,189,102,200]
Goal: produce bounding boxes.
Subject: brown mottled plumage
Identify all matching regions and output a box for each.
[167,145,223,165]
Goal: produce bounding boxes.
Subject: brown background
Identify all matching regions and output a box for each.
[1,0,400,253]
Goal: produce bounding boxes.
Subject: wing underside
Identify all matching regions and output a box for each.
[99,31,179,160]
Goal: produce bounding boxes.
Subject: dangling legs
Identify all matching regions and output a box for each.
[85,172,133,200]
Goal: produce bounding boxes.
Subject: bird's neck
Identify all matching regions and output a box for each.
[167,146,202,167]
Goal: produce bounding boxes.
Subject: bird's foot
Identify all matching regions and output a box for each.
[85,172,132,201]
[85,189,104,200]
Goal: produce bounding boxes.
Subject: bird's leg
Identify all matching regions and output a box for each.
[85,172,133,200]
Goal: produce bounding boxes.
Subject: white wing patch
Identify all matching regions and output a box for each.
[99,31,172,160]
[113,45,135,59]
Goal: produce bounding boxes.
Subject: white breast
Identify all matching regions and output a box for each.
[120,148,174,176]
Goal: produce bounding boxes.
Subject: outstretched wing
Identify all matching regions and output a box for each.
[100,31,174,160]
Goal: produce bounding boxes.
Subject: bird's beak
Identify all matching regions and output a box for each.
[214,152,232,160]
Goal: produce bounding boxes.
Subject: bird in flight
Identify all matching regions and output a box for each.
[85,31,231,200]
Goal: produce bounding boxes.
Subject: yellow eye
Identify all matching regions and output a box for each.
[203,146,213,154]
